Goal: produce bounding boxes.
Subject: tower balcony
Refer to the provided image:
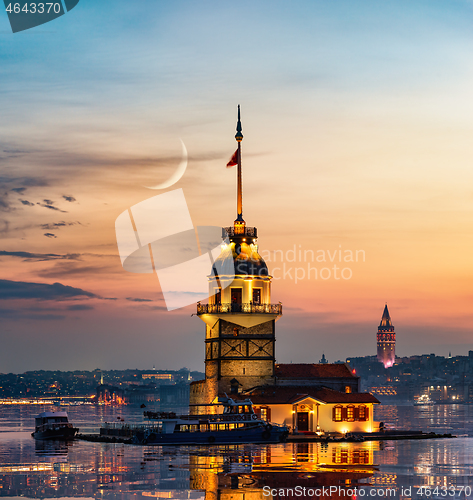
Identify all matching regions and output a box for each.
[197,302,282,315]
[222,226,257,239]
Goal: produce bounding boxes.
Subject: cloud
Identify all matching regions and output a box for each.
[37,260,122,279]
[0,250,81,261]
[44,233,57,238]
[3,149,28,154]
[37,202,67,213]
[0,279,97,300]
[1,148,34,157]
[0,192,12,212]
[126,297,153,302]
[41,221,81,230]
[11,187,26,194]
[66,304,94,311]
[1,146,223,191]
[0,175,49,188]
[43,199,54,205]
[63,195,76,203]
[19,199,35,206]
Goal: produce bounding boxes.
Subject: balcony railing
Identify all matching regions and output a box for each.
[197,303,282,315]
[222,226,257,239]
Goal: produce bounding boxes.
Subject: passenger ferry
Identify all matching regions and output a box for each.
[32,411,79,440]
[414,394,435,406]
[102,397,288,445]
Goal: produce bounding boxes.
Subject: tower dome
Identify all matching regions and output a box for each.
[213,238,269,277]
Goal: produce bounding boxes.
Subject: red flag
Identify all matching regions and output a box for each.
[226,149,238,168]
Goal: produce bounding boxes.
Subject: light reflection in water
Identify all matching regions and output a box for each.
[0,404,472,498]
[374,404,473,436]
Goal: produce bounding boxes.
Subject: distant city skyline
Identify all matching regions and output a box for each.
[1,0,473,373]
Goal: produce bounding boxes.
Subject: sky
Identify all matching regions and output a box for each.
[1,0,473,373]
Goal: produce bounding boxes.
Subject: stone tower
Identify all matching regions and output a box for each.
[377,304,395,368]
[190,107,282,413]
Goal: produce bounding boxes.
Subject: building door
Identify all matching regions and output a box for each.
[231,288,242,311]
[252,288,261,305]
[231,288,242,303]
[297,412,309,431]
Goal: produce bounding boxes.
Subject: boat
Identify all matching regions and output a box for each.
[414,394,435,406]
[140,397,289,445]
[101,397,289,445]
[32,411,79,440]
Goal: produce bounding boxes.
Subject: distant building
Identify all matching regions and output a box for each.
[97,384,125,405]
[160,383,190,408]
[125,384,160,404]
[142,373,174,383]
[377,304,396,368]
[96,383,159,405]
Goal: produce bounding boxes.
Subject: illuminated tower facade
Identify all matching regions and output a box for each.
[377,304,395,368]
[190,107,282,413]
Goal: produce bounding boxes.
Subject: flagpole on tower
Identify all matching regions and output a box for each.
[234,105,245,233]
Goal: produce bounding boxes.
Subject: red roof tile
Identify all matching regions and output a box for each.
[241,385,379,405]
[275,363,357,379]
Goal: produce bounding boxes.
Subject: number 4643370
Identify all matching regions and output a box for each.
[5,3,62,14]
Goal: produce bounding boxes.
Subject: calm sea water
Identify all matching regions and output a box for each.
[1,403,472,499]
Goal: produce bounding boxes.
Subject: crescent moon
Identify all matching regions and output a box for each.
[145,139,188,190]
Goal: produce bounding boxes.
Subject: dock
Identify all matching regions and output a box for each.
[287,430,455,442]
[75,430,455,445]
[77,433,132,444]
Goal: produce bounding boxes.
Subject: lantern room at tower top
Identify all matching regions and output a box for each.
[196,229,282,324]
[196,222,282,322]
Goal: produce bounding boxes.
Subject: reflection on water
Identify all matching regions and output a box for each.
[34,439,72,457]
[375,404,473,437]
[0,404,472,499]
[0,439,377,499]
[189,442,376,500]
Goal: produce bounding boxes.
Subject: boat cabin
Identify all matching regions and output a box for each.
[35,411,69,429]
[220,397,255,416]
[139,397,265,436]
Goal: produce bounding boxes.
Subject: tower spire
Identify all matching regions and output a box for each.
[377,304,395,368]
[380,304,392,327]
[234,105,245,232]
